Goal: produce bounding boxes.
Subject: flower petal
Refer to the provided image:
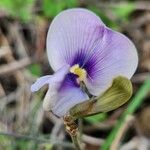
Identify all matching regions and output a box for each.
[31,75,51,92]
[31,64,87,117]
[43,83,60,111]
[31,65,69,110]
[31,65,70,92]
[42,66,70,111]
[84,28,138,96]
[47,8,105,71]
[51,86,88,117]
[43,71,89,116]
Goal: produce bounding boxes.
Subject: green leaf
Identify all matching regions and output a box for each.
[70,76,132,119]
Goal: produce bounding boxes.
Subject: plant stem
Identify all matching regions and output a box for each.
[63,115,82,150]
[71,134,82,150]
[78,118,83,141]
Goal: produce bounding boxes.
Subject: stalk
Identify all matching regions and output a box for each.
[63,115,82,150]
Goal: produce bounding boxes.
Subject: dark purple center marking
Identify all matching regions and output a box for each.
[59,50,96,90]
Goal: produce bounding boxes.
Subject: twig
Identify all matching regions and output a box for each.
[78,118,83,142]
[0,57,31,75]
[51,119,63,140]
[120,136,150,150]
[8,23,28,58]
[110,115,135,150]
[0,46,11,57]
[0,83,5,97]
[132,73,150,83]
[82,134,104,146]
[71,135,82,150]
[0,9,9,17]
[0,30,26,85]
[0,87,23,110]
[0,131,73,148]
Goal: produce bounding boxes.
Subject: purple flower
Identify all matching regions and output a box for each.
[31,8,138,117]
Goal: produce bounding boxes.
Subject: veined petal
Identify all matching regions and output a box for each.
[47,8,105,71]
[31,65,70,92]
[31,65,69,110]
[42,71,89,116]
[31,64,88,116]
[43,83,60,111]
[45,68,89,117]
[31,75,51,92]
[84,28,138,96]
[51,86,88,117]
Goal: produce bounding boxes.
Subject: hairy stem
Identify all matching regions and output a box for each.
[63,115,82,150]
[71,134,82,150]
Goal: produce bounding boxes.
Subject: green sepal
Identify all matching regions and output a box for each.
[69,76,133,119]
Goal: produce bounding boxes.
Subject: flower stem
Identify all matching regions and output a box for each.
[63,115,82,150]
[71,134,82,150]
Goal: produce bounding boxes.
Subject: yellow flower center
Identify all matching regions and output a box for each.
[70,64,86,82]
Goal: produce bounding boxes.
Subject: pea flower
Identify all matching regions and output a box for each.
[31,8,138,117]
